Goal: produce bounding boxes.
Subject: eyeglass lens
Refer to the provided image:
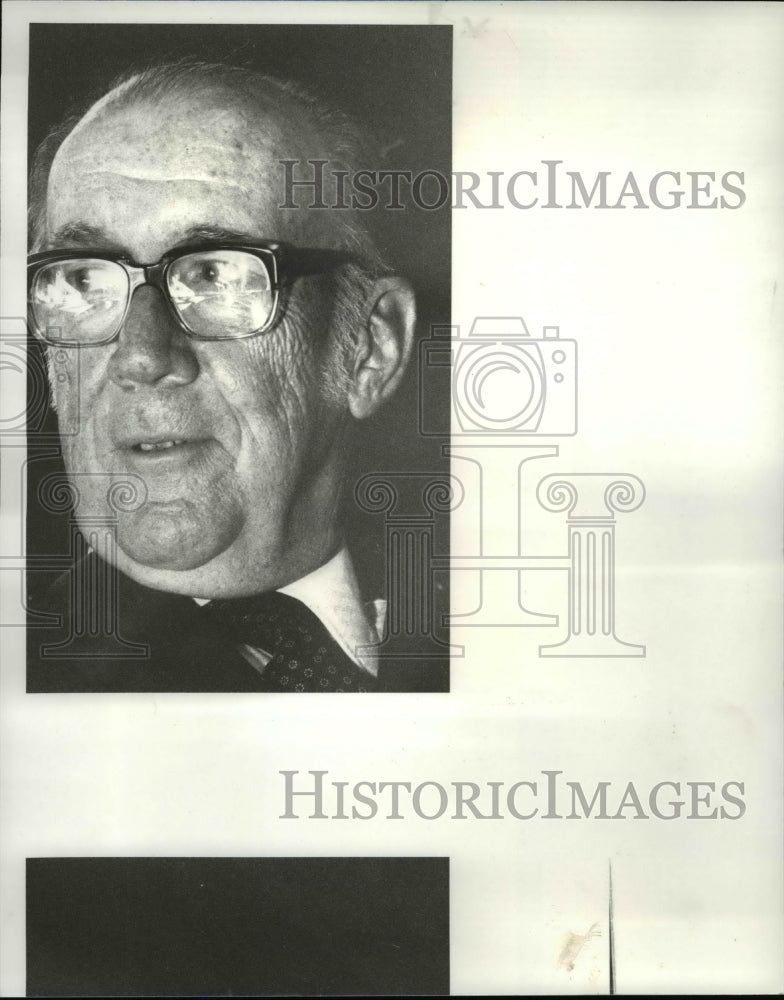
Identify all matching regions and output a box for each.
[31,259,129,344]
[167,250,273,339]
[30,250,275,343]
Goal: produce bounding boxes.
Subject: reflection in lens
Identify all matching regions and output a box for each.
[31,260,128,343]
[168,250,274,337]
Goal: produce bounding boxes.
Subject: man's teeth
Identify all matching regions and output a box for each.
[137,439,185,452]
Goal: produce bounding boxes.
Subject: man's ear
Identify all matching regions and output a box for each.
[347,276,416,420]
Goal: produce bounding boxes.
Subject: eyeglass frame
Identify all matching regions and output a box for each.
[27,240,358,346]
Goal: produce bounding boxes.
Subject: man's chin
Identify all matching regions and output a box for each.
[118,541,214,572]
[113,504,242,573]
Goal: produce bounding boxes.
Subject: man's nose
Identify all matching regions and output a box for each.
[107,286,200,390]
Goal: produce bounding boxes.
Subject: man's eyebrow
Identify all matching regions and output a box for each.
[44,223,275,255]
[46,222,120,250]
[173,225,270,246]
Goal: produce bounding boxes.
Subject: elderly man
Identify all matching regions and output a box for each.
[27,62,416,692]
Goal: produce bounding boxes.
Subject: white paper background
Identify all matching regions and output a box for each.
[1,1,782,994]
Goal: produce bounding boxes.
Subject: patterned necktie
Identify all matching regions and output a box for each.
[201,590,377,692]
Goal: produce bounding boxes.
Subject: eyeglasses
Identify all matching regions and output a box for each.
[27,241,354,346]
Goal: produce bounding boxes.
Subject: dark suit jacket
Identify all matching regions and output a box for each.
[26,553,449,693]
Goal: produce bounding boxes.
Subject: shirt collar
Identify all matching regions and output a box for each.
[279,547,383,677]
[194,546,384,677]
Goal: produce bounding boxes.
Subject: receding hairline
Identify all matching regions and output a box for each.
[61,75,324,166]
[32,59,387,264]
[81,62,367,161]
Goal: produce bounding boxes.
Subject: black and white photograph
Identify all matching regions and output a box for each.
[1,2,782,996]
[24,23,452,693]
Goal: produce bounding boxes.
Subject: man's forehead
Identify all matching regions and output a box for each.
[46,93,333,251]
[54,99,293,182]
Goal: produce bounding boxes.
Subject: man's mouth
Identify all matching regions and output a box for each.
[120,436,213,465]
[134,439,188,453]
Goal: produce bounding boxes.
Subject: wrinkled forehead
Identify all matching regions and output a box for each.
[46,92,335,250]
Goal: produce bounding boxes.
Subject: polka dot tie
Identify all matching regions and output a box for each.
[202,590,377,693]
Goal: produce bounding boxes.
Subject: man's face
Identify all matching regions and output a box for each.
[45,91,350,597]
